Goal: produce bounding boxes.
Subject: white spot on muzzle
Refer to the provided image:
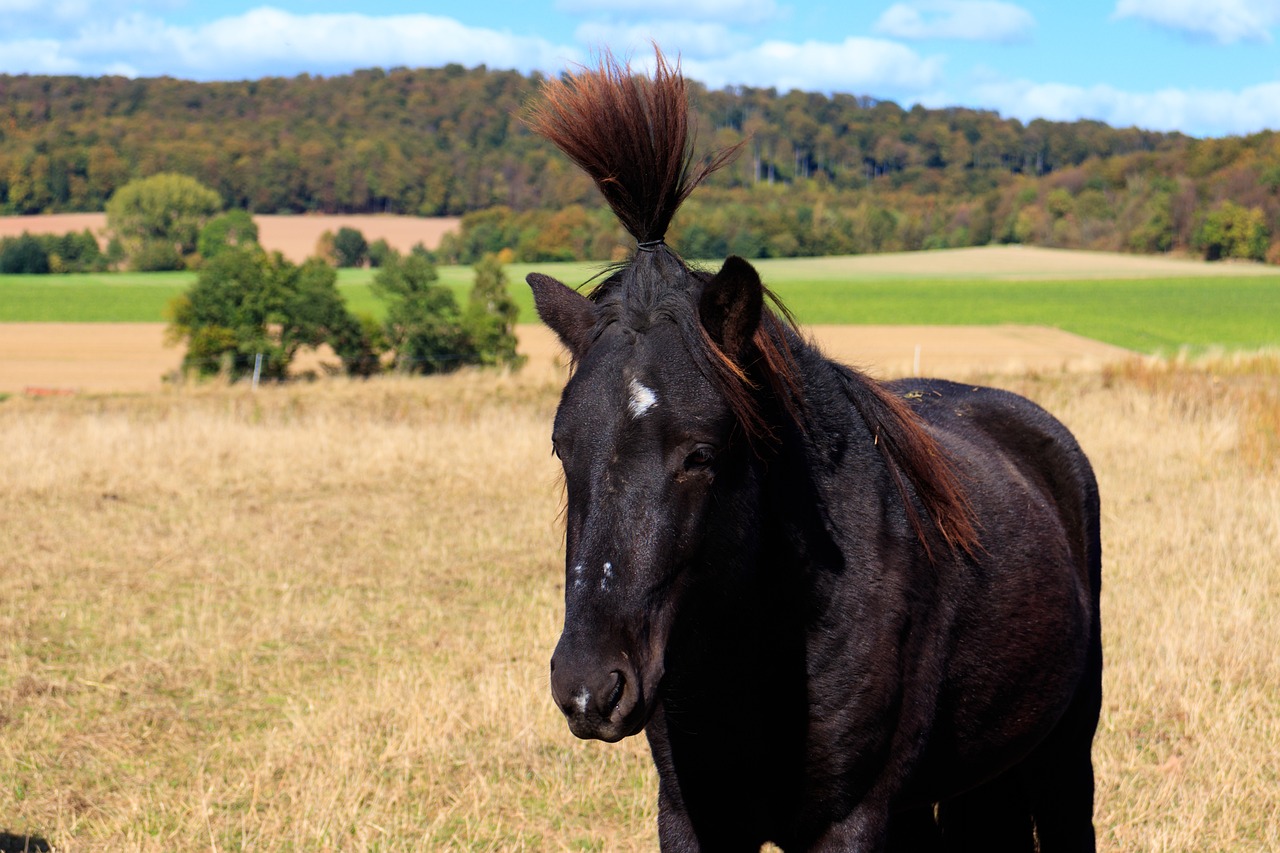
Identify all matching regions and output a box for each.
[628,378,657,418]
[574,687,590,715]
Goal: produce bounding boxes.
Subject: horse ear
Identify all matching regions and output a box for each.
[700,255,763,360]
[527,273,597,358]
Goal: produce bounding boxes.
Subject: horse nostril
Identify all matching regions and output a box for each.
[603,670,626,716]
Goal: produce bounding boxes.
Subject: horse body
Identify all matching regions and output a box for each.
[650,359,1100,852]
[524,51,1100,851]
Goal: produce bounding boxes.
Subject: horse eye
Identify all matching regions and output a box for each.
[684,445,716,471]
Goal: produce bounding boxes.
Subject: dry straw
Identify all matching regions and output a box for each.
[1,355,1277,850]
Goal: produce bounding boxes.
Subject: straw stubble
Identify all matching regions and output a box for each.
[1,357,1276,850]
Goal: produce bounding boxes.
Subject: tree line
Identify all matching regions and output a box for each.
[59,173,528,380]
[170,239,522,382]
[2,65,1278,262]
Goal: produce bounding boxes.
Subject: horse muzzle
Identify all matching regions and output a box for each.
[549,643,651,742]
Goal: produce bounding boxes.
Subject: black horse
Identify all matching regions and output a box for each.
[525,52,1102,852]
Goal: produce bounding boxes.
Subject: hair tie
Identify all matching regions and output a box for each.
[636,239,664,252]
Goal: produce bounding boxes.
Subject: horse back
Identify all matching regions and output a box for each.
[889,377,1100,587]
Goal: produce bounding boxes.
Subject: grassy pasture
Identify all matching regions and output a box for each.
[3,255,1279,353]
[1,355,1278,850]
[0,272,192,323]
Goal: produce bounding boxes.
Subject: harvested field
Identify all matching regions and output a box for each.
[1,323,176,394]
[0,322,1133,394]
[253,214,460,262]
[0,213,459,263]
[0,357,1277,850]
[810,324,1130,377]
[761,244,1277,279]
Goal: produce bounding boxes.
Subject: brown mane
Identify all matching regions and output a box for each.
[524,49,741,245]
[847,373,982,561]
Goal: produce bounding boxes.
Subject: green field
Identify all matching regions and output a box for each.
[3,259,1279,354]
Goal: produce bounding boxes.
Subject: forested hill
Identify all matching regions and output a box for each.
[3,65,1279,262]
[0,65,1180,214]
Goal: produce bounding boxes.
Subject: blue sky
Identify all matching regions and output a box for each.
[4,0,1279,137]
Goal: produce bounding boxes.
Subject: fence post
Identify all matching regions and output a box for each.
[252,352,263,390]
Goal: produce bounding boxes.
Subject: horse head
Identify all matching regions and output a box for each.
[529,247,771,740]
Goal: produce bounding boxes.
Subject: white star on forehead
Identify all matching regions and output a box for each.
[628,378,658,418]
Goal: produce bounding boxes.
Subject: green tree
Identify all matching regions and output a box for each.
[1127,193,1174,254]
[167,246,374,380]
[374,253,476,374]
[198,209,260,260]
[437,206,521,263]
[329,313,386,378]
[333,226,369,267]
[1196,201,1270,261]
[464,254,523,368]
[106,173,223,270]
[47,230,107,273]
[131,241,185,272]
[0,233,51,274]
[285,257,382,377]
[368,238,396,268]
[167,246,282,379]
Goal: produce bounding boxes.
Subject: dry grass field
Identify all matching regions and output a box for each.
[1,349,1277,851]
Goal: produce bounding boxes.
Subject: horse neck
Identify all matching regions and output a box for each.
[758,341,896,577]
[666,337,900,662]
[661,351,879,716]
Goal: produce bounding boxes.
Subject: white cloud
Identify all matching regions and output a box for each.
[874,1,1035,42]
[2,0,181,37]
[555,0,781,25]
[0,9,581,79]
[1112,0,1280,44]
[682,37,944,94]
[574,20,750,59]
[193,9,572,74]
[962,77,1280,136]
[0,38,84,74]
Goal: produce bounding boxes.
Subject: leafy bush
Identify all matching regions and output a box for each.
[329,313,386,378]
[131,240,186,272]
[167,245,372,381]
[106,173,223,270]
[1196,202,1270,262]
[374,252,476,374]
[51,230,107,272]
[0,230,108,274]
[463,254,523,368]
[333,226,369,268]
[0,233,51,273]
[368,238,395,268]
[198,209,260,260]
